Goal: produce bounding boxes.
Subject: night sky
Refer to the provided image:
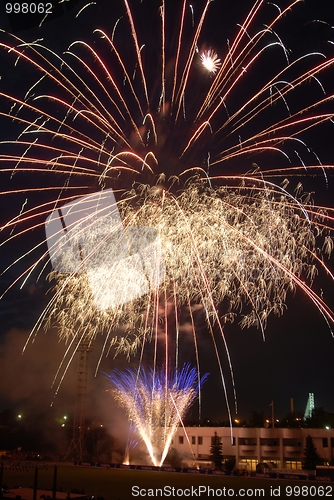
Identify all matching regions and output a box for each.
[0,0,333,430]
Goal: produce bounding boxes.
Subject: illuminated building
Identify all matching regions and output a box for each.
[172,426,334,471]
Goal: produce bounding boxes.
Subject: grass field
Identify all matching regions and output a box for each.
[2,464,332,499]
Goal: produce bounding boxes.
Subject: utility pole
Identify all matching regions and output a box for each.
[64,341,93,461]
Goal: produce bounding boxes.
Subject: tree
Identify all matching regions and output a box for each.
[304,407,334,429]
[302,435,322,470]
[210,432,223,470]
[225,457,236,471]
[249,410,265,427]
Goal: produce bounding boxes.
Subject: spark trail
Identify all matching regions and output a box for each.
[0,0,333,419]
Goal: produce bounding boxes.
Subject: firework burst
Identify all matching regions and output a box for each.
[199,49,221,74]
[43,180,333,345]
[107,363,207,466]
[0,0,333,422]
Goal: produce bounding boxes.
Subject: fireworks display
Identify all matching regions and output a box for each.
[107,363,207,466]
[44,187,164,309]
[43,180,332,349]
[0,0,333,462]
[199,49,221,74]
